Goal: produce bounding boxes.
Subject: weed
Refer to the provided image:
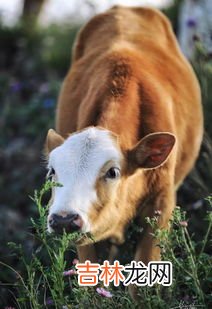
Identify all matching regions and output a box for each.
[2,184,211,308]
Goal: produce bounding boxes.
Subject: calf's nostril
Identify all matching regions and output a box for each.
[72,215,83,230]
[49,218,53,226]
[49,215,59,229]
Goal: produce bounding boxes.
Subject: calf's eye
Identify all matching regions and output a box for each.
[105,167,120,179]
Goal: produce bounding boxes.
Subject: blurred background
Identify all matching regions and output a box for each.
[0,0,211,306]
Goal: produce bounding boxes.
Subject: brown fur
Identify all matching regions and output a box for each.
[50,6,203,298]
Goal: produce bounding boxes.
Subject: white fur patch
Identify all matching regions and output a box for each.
[47,127,122,232]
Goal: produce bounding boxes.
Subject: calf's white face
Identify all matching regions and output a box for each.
[46,126,176,242]
[47,127,123,234]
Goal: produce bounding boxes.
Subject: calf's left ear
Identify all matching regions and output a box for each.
[128,132,176,169]
[46,129,64,153]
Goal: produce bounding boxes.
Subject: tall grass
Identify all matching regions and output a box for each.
[2,183,211,308]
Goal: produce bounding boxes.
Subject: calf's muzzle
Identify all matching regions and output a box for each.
[49,213,82,233]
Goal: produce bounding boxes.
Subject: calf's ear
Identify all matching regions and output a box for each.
[46,129,64,153]
[128,132,176,169]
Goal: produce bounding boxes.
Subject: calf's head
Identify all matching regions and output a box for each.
[46,127,175,243]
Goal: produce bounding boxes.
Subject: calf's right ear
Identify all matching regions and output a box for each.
[46,129,64,153]
[127,132,176,171]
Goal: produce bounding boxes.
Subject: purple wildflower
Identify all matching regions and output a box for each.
[63,269,77,276]
[96,287,113,298]
[186,18,197,28]
[46,298,54,305]
[10,82,22,93]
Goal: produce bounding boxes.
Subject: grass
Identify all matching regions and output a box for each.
[1,182,211,308]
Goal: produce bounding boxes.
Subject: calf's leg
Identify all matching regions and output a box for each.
[129,184,176,299]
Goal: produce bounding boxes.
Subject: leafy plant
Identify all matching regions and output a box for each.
[2,183,211,308]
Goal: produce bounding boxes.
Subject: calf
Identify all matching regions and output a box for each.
[45,6,203,296]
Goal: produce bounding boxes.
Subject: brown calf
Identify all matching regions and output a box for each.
[46,6,203,296]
